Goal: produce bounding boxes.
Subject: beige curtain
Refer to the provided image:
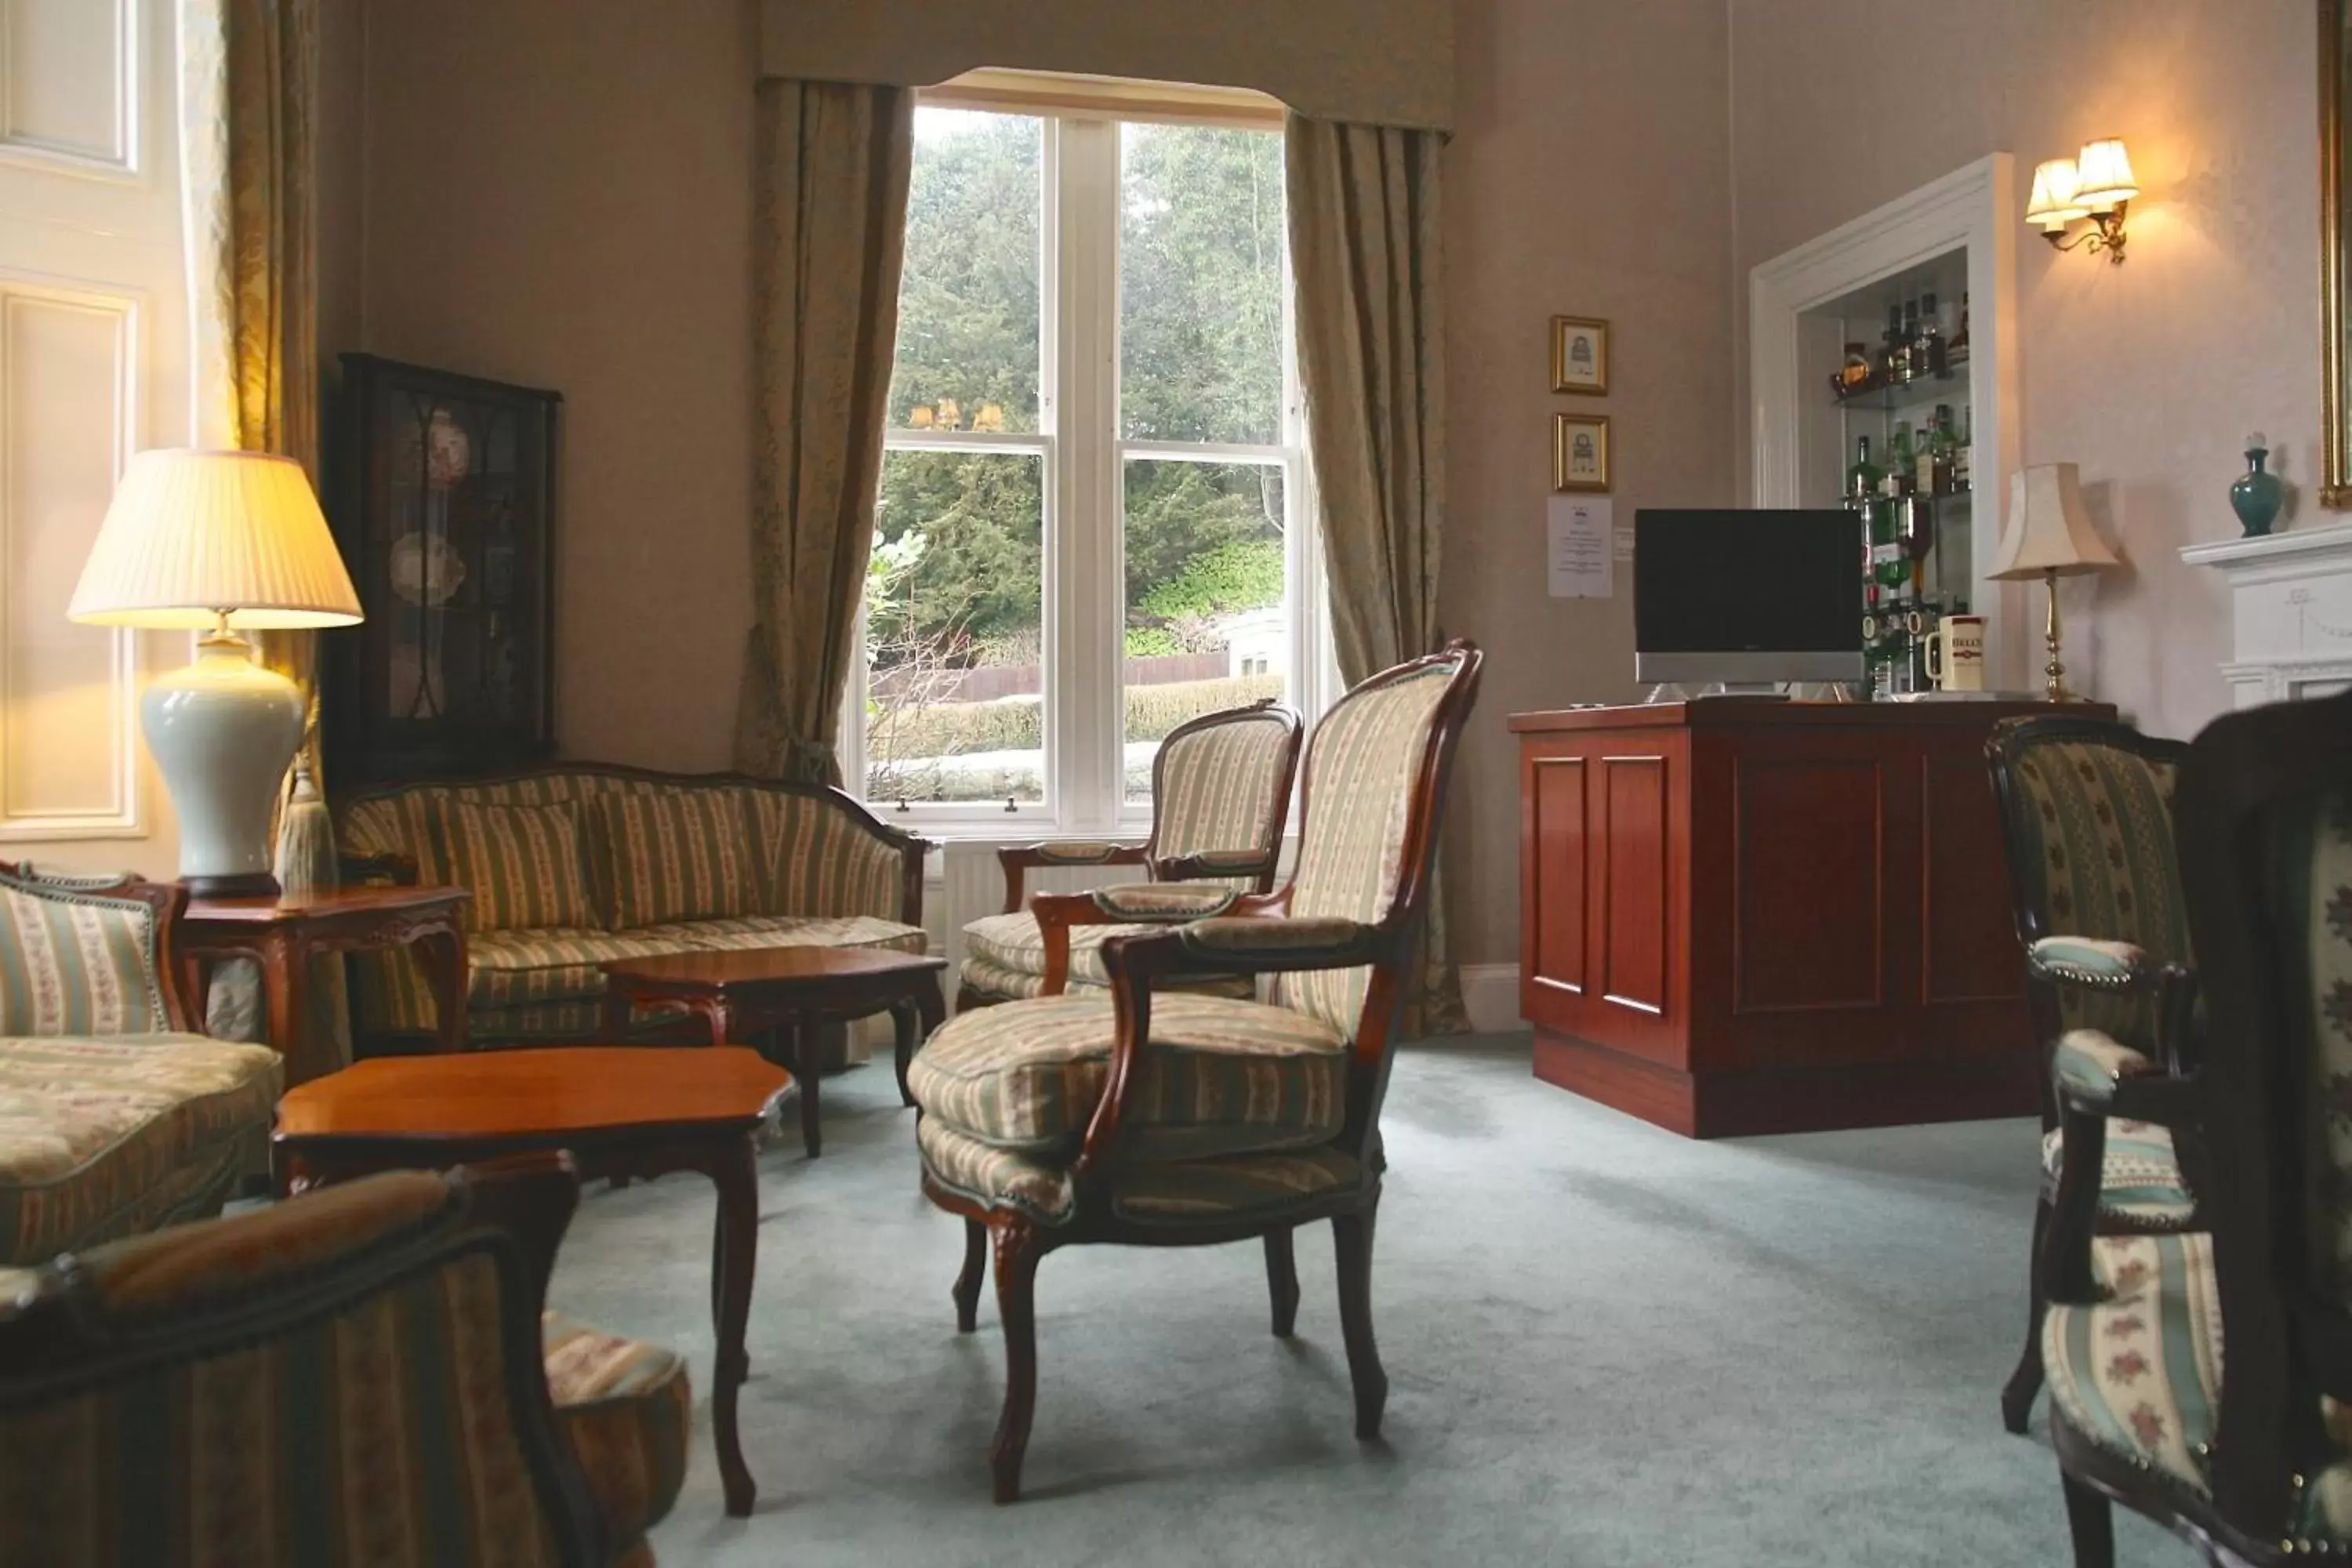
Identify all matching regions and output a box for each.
[183,0,350,1062]
[1286,113,1465,1037]
[735,80,915,786]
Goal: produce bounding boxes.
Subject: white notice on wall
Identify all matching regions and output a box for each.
[1547,495,1614,598]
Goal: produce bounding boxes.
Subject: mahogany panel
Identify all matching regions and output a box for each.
[1527,757,1587,1000]
[1599,755,1669,1018]
[1532,1032,1696,1138]
[1920,747,2027,1007]
[1730,756,1883,1014]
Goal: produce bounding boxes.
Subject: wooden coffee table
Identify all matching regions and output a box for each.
[272,1047,792,1519]
[599,946,948,1159]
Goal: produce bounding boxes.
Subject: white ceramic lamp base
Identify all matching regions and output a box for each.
[143,633,303,898]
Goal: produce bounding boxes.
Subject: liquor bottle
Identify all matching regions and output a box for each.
[1913,292,1945,379]
[1837,342,1872,394]
[1954,406,1973,492]
[1896,301,1919,382]
[1846,434,1883,500]
[1888,422,1915,495]
[1880,303,1906,383]
[1929,404,1956,495]
[1949,292,1970,364]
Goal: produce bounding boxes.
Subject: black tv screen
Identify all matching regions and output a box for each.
[1632,510,1864,684]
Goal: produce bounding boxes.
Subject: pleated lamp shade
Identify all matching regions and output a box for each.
[1990,463,2122,580]
[69,448,362,630]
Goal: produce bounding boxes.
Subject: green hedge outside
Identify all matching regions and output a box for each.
[869,672,1283,763]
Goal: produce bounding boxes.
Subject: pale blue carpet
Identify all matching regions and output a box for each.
[543,1033,2190,1566]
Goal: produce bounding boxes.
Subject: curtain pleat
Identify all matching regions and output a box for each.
[1286,113,1465,1038]
[183,0,350,1065]
[735,80,915,786]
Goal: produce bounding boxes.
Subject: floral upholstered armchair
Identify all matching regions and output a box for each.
[907,643,1481,1504]
[0,1157,688,1568]
[956,699,1301,1007]
[1984,716,2203,1436]
[0,863,281,1266]
[2038,686,2352,1565]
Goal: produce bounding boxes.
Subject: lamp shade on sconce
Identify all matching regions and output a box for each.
[68,448,361,630]
[1991,463,2122,579]
[2025,158,2087,229]
[2071,139,2138,213]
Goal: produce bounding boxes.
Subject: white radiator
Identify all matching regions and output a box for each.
[931,841,1152,1011]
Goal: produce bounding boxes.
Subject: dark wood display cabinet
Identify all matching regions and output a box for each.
[325,354,561,785]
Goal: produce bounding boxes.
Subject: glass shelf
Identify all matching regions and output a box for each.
[1831,354,1971,412]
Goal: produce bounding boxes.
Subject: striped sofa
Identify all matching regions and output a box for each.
[0,865,281,1267]
[339,765,931,1048]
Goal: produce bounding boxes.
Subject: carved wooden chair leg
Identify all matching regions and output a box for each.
[890,998,919,1107]
[1263,1227,1300,1338]
[988,1214,1043,1504]
[2060,1472,2114,1568]
[2002,1199,2052,1435]
[953,1218,987,1332]
[1332,1203,1387,1440]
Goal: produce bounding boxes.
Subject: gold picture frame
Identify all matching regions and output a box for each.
[2324,0,2352,504]
[1551,315,1610,395]
[1554,413,1610,492]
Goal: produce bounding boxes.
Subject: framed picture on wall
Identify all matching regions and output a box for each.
[1551,315,1610,395]
[1554,412,1610,492]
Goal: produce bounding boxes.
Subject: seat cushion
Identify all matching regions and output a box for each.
[469,928,695,1011]
[0,1034,281,1264]
[916,1116,1364,1228]
[433,798,601,934]
[637,913,927,955]
[543,1312,690,1555]
[2039,1120,2195,1224]
[957,950,1253,1005]
[909,993,1348,1161]
[963,911,1137,985]
[0,873,175,1036]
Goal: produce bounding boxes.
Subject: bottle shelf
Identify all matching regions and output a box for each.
[1830,352,1971,410]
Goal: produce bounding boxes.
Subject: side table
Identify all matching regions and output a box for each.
[272,1047,793,1518]
[180,885,471,1086]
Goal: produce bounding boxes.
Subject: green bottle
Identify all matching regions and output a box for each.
[1846,434,1882,500]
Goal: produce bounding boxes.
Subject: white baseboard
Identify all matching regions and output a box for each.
[1457,963,1524,1036]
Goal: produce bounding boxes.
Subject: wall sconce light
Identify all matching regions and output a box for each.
[2025,138,2137,263]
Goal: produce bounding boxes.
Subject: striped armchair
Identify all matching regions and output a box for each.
[1985,716,2202,1436]
[0,1158,688,1567]
[906,643,1481,1503]
[338,764,931,1049]
[957,700,1302,1008]
[0,864,281,1266]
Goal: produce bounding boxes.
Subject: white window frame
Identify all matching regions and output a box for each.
[849,93,1334,840]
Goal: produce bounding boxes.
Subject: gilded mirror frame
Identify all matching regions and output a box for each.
[2325,0,2352,504]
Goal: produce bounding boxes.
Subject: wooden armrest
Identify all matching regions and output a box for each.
[995,841,1148,912]
[1167,916,1380,965]
[1153,847,1277,883]
[1088,884,1242,920]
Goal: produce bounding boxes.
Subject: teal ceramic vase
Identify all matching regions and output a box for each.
[2230,432,2284,537]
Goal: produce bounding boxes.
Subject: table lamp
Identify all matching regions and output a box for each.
[68,449,362,896]
[1989,463,2120,703]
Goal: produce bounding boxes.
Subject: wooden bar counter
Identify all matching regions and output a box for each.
[1512,696,2100,1138]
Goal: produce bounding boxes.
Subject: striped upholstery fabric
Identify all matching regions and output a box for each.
[910,993,1348,1161]
[1152,710,1294,866]
[543,1312,691,1560]
[1269,666,1457,1036]
[467,928,691,1012]
[634,913,924,954]
[2037,1123,2194,1224]
[917,1116,1365,1228]
[966,912,1139,988]
[2002,735,2190,1044]
[0,1035,281,1265]
[959,948,1251,1004]
[598,788,761,930]
[433,798,600,934]
[0,873,172,1036]
[0,1243,572,1565]
[341,769,920,1042]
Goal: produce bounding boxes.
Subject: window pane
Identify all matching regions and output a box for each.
[891,110,1042,434]
[1120,124,1286,445]
[868,450,1046,804]
[1122,459,1287,804]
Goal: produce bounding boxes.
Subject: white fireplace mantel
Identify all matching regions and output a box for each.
[2181,519,2352,706]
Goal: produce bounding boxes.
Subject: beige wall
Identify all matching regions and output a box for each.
[1729,0,2322,742]
[1439,0,1736,967]
[760,0,1454,129]
[340,0,761,771]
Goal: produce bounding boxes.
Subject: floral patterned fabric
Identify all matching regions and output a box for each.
[2300,791,2352,1308]
[915,1116,1366,1229]
[1089,884,1240,920]
[0,873,172,1037]
[0,1034,281,1265]
[543,1312,691,1560]
[2053,1029,2160,1105]
[1269,663,1456,1036]
[910,993,1348,1161]
[2038,1123,2195,1224]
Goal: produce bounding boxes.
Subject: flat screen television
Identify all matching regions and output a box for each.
[1633,510,1864,685]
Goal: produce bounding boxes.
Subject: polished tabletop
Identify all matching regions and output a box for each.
[184,884,471,924]
[599,944,949,990]
[274,1047,793,1139]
